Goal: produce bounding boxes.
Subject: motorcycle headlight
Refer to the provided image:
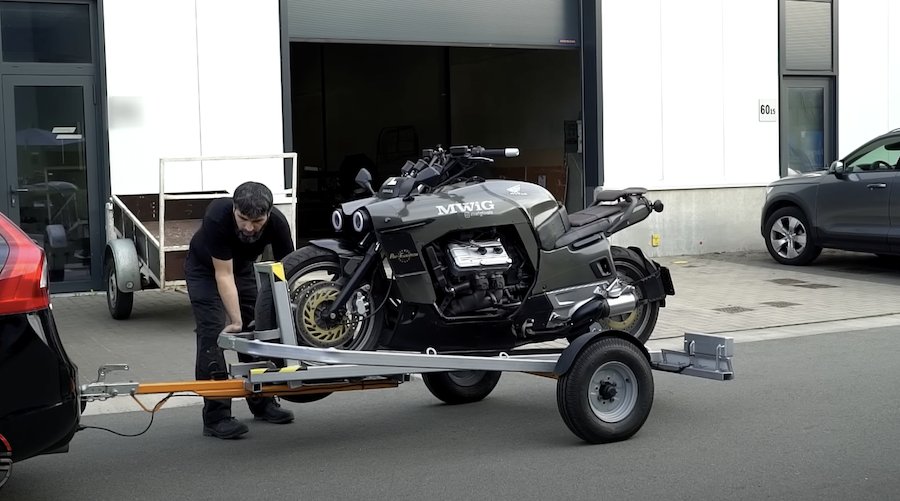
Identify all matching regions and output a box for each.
[331,209,344,231]
[352,209,371,233]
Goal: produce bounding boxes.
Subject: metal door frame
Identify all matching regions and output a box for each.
[1,74,102,293]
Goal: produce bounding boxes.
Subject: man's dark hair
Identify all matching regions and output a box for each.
[232,181,273,219]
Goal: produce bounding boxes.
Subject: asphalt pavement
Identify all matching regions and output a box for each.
[5,326,899,500]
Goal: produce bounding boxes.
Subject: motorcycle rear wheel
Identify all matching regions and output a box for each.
[597,246,660,344]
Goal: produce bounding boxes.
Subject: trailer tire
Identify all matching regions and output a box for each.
[105,258,134,320]
[422,370,502,405]
[557,337,654,444]
[597,246,660,344]
[281,393,331,404]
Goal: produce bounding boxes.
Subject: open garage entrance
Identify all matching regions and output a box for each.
[289,42,582,239]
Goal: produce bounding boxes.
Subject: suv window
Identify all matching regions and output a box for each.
[845,138,900,172]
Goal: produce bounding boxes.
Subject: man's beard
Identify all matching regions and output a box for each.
[237,229,263,243]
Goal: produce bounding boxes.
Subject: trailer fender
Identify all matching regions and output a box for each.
[105,239,142,292]
[554,329,651,376]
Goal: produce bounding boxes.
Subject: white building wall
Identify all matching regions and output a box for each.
[837,0,900,157]
[104,0,285,197]
[601,0,778,255]
[104,0,202,194]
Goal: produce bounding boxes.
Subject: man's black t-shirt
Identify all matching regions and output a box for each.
[185,198,293,275]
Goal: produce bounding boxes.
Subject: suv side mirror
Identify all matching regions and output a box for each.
[829,160,844,174]
[355,168,375,195]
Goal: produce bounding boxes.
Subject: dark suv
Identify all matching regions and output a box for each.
[761,129,900,265]
[0,212,80,487]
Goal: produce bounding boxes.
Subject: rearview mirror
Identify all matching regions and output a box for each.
[830,160,845,176]
[355,168,375,195]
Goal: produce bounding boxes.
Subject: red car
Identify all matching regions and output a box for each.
[0,212,80,487]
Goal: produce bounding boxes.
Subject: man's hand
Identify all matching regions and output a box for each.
[224,322,243,333]
[212,257,243,335]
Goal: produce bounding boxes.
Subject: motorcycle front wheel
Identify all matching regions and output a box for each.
[254,245,384,352]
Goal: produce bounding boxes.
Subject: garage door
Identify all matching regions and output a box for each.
[285,0,580,48]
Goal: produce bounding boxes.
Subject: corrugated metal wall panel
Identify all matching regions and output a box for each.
[286,0,580,48]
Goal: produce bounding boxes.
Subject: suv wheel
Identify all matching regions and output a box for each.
[764,207,822,265]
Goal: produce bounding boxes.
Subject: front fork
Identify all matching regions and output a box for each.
[325,235,380,318]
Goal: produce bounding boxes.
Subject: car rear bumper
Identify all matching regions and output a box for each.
[0,398,80,462]
[0,310,80,463]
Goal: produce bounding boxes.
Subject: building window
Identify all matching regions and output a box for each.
[784,0,832,71]
[780,0,836,177]
[0,2,92,63]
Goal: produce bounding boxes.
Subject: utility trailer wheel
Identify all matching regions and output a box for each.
[281,393,331,404]
[557,337,654,444]
[105,258,134,320]
[423,370,502,405]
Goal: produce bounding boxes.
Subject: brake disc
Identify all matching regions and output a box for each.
[295,281,363,348]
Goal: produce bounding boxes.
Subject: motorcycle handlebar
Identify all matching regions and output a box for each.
[406,145,519,183]
[473,147,520,158]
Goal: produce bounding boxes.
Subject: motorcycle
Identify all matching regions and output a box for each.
[255,145,674,401]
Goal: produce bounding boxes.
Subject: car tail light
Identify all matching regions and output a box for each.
[0,214,50,315]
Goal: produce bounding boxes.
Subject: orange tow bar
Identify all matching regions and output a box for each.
[134,379,400,399]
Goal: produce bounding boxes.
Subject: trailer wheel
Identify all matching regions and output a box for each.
[557,337,654,444]
[422,370,502,405]
[281,393,331,404]
[105,258,133,320]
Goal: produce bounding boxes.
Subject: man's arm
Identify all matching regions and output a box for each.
[212,257,243,332]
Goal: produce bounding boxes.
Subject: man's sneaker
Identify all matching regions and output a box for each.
[253,400,294,424]
[203,417,249,439]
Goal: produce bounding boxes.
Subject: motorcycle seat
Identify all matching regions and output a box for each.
[567,204,623,228]
[555,218,614,249]
[593,187,647,203]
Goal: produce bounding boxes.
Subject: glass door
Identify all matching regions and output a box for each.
[1,75,100,292]
[781,77,835,176]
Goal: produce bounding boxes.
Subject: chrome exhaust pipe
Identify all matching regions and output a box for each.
[570,292,637,325]
[606,292,637,317]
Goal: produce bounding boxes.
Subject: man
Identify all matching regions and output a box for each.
[184,181,295,439]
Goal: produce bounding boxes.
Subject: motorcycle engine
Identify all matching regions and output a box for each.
[447,239,512,275]
[425,231,529,317]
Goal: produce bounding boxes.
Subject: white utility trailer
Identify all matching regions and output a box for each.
[103,153,298,319]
